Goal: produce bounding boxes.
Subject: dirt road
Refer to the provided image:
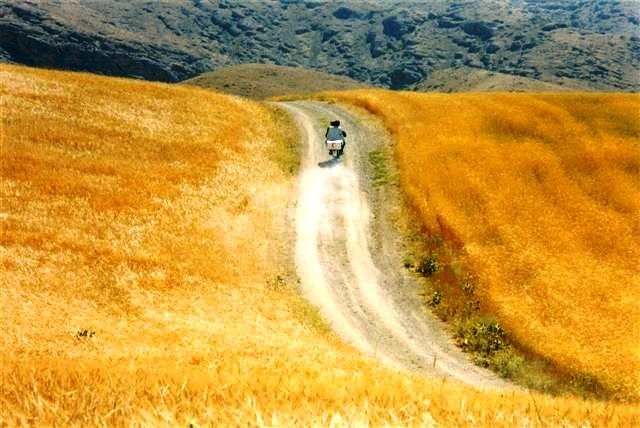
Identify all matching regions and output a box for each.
[282,101,510,389]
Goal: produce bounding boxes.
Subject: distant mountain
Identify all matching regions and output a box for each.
[184,63,368,99]
[1,0,638,91]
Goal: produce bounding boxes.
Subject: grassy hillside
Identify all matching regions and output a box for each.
[183,63,368,99]
[413,67,602,92]
[320,89,640,399]
[1,65,639,425]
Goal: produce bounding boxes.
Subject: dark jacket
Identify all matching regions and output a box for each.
[325,126,346,140]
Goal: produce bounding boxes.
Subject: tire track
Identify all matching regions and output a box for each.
[282,101,512,389]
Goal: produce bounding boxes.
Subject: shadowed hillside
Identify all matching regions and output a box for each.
[184,63,368,99]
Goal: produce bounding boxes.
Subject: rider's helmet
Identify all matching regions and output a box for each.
[330,120,340,127]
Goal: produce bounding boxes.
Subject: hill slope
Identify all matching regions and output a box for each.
[321,89,640,399]
[413,67,607,92]
[1,0,638,90]
[2,64,640,425]
[184,63,368,99]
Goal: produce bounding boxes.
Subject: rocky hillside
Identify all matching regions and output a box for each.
[414,67,602,92]
[1,0,638,91]
[183,63,368,99]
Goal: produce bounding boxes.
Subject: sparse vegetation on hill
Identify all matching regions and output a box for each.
[1,65,639,425]
[413,67,603,92]
[2,0,638,90]
[183,63,367,99]
[320,89,640,400]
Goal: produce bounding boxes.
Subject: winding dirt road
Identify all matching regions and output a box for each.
[282,101,510,390]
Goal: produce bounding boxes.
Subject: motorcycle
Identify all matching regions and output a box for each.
[325,139,345,159]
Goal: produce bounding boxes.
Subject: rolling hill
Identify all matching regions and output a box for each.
[183,63,368,99]
[319,88,640,400]
[1,0,638,91]
[413,66,608,92]
[3,64,640,425]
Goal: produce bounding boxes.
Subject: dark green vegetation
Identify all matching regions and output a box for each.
[184,64,367,99]
[1,0,638,91]
[416,254,440,277]
[457,316,524,378]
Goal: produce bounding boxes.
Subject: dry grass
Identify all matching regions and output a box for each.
[413,67,591,93]
[183,63,368,100]
[320,89,640,400]
[1,65,639,426]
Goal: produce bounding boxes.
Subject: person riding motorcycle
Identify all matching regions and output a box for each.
[325,120,347,157]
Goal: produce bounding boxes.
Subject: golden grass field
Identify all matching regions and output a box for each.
[320,89,640,400]
[1,64,639,426]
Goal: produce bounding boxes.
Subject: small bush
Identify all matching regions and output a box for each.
[266,275,287,292]
[457,316,508,355]
[457,316,525,379]
[427,291,442,307]
[75,329,96,339]
[416,254,439,277]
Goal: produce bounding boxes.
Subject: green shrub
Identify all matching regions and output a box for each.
[416,254,439,277]
[457,316,508,354]
[456,316,525,379]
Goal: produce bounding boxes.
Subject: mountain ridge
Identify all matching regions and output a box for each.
[1,0,638,91]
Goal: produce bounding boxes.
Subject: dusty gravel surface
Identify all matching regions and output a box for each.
[281,101,511,390]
